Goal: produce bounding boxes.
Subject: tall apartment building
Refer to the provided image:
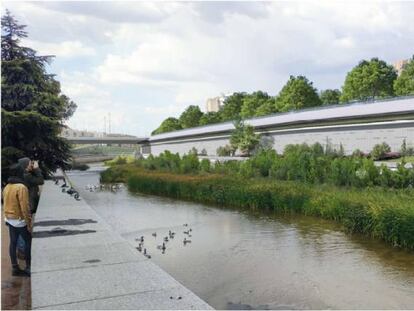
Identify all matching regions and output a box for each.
[393,59,409,76]
[205,97,221,112]
[205,94,227,112]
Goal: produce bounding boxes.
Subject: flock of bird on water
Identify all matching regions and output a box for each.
[134,223,193,259]
[55,179,123,199]
[55,179,193,260]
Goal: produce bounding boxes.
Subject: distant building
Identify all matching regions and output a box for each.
[205,94,227,112]
[393,59,409,76]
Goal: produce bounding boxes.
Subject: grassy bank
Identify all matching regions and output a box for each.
[101,165,414,250]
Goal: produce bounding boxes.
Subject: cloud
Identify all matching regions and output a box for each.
[3,1,414,136]
[30,1,178,24]
[24,40,96,58]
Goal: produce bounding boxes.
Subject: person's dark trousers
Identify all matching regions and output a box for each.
[7,223,31,269]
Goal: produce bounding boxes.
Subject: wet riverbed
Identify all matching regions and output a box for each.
[67,164,414,310]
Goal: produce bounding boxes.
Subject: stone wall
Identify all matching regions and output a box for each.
[149,120,414,156]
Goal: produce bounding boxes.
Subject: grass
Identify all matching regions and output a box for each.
[101,164,414,251]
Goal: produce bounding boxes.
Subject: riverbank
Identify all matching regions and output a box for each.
[31,178,212,310]
[101,166,414,250]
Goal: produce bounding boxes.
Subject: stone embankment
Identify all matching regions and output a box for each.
[31,179,212,310]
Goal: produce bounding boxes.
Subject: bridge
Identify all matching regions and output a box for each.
[64,136,148,145]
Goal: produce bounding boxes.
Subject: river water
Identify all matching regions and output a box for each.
[67,164,414,310]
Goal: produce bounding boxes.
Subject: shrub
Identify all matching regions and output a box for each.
[216,145,233,157]
[371,142,391,160]
[200,159,211,173]
[180,153,200,174]
[352,149,365,158]
[124,170,414,250]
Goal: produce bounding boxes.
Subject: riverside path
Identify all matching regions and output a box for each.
[31,178,212,310]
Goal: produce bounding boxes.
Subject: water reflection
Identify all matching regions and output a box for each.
[67,166,414,310]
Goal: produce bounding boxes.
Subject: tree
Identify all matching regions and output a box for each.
[199,112,221,125]
[230,119,260,156]
[151,117,182,135]
[219,92,246,121]
[394,56,414,96]
[1,10,76,177]
[255,97,277,117]
[320,89,341,105]
[340,58,397,102]
[275,76,322,112]
[240,91,271,118]
[179,105,203,129]
[371,142,391,160]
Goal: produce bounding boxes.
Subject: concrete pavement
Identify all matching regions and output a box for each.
[31,180,212,310]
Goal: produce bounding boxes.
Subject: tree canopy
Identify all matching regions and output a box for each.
[394,56,414,96]
[219,92,246,121]
[150,56,412,135]
[179,105,203,129]
[340,58,397,102]
[1,10,77,179]
[240,91,272,118]
[320,89,341,105]
[199,112,221,125]
[152,117,182,135]
[275,75,322,112]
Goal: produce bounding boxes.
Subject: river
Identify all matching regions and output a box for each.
[66,164,414,310]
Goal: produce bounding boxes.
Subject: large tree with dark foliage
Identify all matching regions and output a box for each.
[1,10,76,180]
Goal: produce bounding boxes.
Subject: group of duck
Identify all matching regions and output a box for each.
[134,224,193,259]
[85,183,122,192]
[55,178,81,201]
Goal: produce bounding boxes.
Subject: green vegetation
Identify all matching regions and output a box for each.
[152,117,182,135]
[101,143,414,250]
[394,56,414,96]
[152,54,412,135]
[240,91,274,118]
[1,10,76,180]
[320,89,341,105]
[229,119,260,156]
[275,75,322,111]
[371,142,392,160]
[179,105,203,129]
[105,155,135,166]
[341,58,397,102]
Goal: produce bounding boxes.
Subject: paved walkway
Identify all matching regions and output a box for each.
[31,180,212,310]
[1,218,31,310]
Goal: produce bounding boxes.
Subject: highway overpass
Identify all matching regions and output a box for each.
[65,136,148,145]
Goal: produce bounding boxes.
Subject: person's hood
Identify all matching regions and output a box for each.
[7,176,25,184]
[18,157,31,170]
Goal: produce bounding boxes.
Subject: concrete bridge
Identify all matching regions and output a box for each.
[65,136,148,145]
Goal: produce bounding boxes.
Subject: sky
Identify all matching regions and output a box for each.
[2,1,414,136]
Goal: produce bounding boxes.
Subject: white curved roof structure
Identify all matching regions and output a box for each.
[150,96,414,142]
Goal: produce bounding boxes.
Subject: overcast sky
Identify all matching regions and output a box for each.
[2,1,414,136]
